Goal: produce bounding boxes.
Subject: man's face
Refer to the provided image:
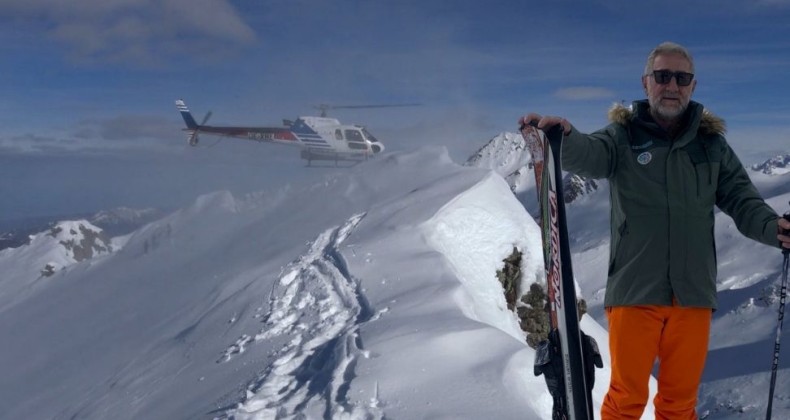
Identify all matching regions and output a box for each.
[642,53,696,120]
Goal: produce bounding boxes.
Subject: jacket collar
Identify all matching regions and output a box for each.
[608,100,727,141]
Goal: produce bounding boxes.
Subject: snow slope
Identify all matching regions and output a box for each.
[0,220,113,311]
[0,147,620,420]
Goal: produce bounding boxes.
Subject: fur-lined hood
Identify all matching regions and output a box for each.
[607,101,727,136]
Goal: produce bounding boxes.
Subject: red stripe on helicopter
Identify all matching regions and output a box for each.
[275,131,297,141]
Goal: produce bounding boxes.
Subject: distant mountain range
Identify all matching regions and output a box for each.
[0,207,164,251]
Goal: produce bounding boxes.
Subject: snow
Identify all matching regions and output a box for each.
[424,171,543,340]
[0,219,112,311]
[0,140,788,419]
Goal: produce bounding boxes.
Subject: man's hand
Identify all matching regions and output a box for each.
[518,113,572,135]
[779,216,790,250]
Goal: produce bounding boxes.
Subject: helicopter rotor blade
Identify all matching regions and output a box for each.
[329,103,422,109]
[200,111,212,126]
[313,103,421,117]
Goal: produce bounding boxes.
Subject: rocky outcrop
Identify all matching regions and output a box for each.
[48,221,113,262]
[751,154,790,175]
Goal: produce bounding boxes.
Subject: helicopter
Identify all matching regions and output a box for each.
[175,99,415,165]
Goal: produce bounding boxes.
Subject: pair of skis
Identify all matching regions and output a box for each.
[520,123,597,420]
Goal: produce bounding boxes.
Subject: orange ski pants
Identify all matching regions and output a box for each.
[602,303,712,420]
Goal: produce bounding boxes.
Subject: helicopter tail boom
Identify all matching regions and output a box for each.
[175,99,198,129]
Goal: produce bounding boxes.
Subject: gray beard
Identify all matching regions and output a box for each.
[649,98,686,121]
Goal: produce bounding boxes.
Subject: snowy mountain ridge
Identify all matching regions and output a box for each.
[751,153,790,175]
[90,206,164,235]
[0,219,116,314]
[91,206,161,224]
[1,140,789,419]
[0,219,113,279]
[0,206,163,251]
[466,131,600,208]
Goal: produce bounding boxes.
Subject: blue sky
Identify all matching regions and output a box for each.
[2,0,790,222]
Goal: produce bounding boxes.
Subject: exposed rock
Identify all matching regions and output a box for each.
[563,174,599,203]
[751,153,790,175]
[497,249,588,349]
[48,221,113,262]
[496,247,521,311]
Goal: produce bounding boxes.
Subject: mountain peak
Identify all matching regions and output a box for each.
[466,131,599,202]
[751,153,790,175]
[2,219,114,280]
[465,132,530,175]
[46,220,113,263]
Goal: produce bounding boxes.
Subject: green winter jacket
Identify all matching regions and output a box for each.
[562,100,779,309]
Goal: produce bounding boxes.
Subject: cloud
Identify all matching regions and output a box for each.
[0,114,182,156]
[75,115,176,142]
[553,87,616,101]
[0,133,79,154]
[0,0,256,66]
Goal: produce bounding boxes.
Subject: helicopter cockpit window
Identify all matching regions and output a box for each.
[344,129,364,143]
[361,128,378,142]
[335,129,343,140]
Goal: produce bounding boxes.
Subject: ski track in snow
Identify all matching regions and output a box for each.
[220,212,385,420]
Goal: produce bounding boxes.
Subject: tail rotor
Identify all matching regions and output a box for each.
[176,99,212,146]
[187,111,212,146]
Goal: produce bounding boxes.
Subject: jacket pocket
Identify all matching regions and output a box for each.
[692,162,720,206]
[608,219,629,276]
[685,141,721,205]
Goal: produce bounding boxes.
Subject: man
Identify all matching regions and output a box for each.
[520,41,790,419]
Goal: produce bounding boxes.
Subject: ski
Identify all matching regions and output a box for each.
[521,123,594,420]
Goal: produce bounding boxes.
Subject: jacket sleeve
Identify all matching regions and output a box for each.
[561,124,619,179]
[715,139,780,248]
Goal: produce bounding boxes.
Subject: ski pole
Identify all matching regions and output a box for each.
[767,207,790,420]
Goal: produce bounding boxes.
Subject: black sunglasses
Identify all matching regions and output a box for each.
[650,70,695,86]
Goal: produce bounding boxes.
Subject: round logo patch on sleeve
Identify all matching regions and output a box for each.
[637,151,652,165]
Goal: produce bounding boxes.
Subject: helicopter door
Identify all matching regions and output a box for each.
[344,129,369,151]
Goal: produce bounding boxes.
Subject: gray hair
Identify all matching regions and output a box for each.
[644,42,695,75]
